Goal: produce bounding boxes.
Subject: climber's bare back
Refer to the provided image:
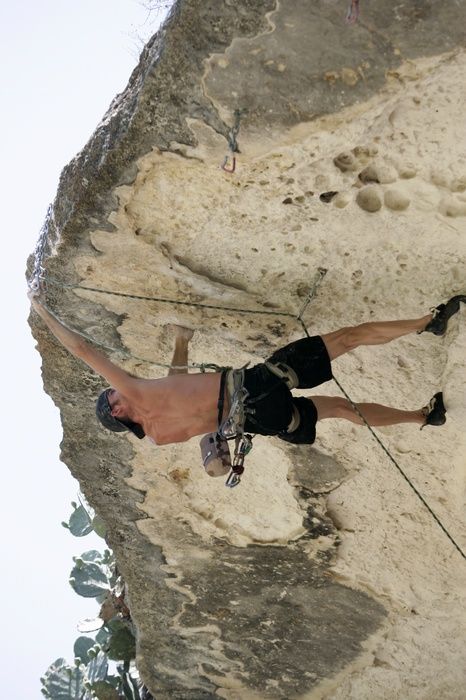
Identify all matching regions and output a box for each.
[122,372,223,445]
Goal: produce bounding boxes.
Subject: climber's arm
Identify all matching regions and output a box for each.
[29,293,142,399]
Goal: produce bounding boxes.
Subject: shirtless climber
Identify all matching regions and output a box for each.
[28,291,466,446]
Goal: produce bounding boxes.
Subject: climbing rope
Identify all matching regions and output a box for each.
[298,317,466,562]
[297,267,328,320]
[39,302,228,373]
[45,278,296,318]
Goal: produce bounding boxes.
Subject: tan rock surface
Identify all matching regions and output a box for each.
[28,2,466,698]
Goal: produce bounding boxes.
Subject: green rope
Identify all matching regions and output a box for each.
[45,278,295,318]
[41,300,229,373]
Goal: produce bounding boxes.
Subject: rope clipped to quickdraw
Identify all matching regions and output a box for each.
[296,267,328,321]
[221,109,245,174]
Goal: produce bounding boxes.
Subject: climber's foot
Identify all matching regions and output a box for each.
[420,392,446,430]
[420,295,466,336]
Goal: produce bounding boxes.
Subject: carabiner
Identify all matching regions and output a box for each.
[221,153,236,174]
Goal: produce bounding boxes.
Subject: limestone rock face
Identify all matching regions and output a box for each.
[28,1,466,698]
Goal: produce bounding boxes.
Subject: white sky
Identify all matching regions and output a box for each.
[0,2,168,697]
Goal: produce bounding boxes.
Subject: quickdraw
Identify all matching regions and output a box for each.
[221,108,245,174]
[225,433,254,488]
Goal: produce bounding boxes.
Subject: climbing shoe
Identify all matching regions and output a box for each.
[420,392,446,430]
[420,295,466,336]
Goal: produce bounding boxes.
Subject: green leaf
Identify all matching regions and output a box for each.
[77,617,104,633]
[85,650,108,684]
[73,637,95,664]
[40,658,85,699]
[69,561,110,598]
[121,672,138,700]
[79,550,105,563]
[95,626,112,648]
[68,505,93,537]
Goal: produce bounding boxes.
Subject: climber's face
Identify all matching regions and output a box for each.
[107,389,128,419]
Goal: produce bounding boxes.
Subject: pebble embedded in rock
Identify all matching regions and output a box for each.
[397,163,417,179]
[384,189,410,211]
[359,163,397,184]
[333,192,351,208]
[451,175,466,192]
[314,174,330,189]
[358,165,379,183]
[430,168,451,188]
[439,195,466,217]
[334,152,358,172]
[356,186,382,212]
[352,145,378,164]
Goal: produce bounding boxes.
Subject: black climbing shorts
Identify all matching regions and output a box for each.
[266,335,333,389]
[277,397,318,445]
[242,336,332,444]
[243,364,294,436]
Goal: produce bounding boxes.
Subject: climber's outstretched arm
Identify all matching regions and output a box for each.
[28,292,142,400]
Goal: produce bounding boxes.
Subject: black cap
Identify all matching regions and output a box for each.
[95,389,145,439]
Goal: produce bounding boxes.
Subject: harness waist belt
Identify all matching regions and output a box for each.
[219,364,301,437]
[219,368,248,439]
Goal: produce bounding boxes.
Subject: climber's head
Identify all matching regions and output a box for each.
[95,388,145,439]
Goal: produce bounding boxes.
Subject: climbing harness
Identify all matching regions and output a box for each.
[200,368,255,487]
[219,368,249,439]
[221,109,245,174]
[212,364,300,487]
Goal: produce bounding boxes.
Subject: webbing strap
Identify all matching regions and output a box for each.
[217,370,227,429]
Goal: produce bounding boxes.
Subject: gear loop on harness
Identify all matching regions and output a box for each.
[216,367,255,487]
